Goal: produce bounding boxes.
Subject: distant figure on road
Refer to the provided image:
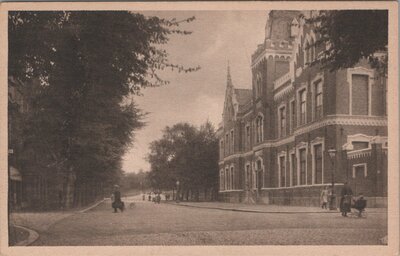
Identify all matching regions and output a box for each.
[111,185,124,213]
[148,193,152,201]
[340,182,353,217]
[165,193,170,201]
[142,194,145,201]
[320,186,329,209]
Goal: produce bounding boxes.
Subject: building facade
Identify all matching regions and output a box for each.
[217,11,388,207]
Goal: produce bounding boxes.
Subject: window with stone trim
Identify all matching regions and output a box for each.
[279,106,286,137]
[230,130,234,154]
[225,133,229,155]
[230,166,234,190]
[220,140,224,159]
[290,153,297,186]
[220,170,224,190]
[314,80,323,119]
[225,167,229,190]
[245,125,251,150]
[352,74,369,115]
[299,89,307,125]
[290,100,295,134]
[279,155,286,187]
[255,115,264,143]
[314,144,323,184]
[299,148,307,185]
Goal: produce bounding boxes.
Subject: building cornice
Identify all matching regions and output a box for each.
[218,115,387,165]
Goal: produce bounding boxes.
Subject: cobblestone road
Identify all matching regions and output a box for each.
[32,197,387,245]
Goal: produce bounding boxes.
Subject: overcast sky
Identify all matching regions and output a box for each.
[122,11,267,173]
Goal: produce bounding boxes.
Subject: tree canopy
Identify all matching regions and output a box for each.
[147,122,219,200]
[8,11,197,193]
[309,10,388,72]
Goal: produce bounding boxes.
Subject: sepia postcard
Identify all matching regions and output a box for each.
[0,1,398,256]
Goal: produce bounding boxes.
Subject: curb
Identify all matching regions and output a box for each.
[13,225,39,246]
[168,202,336,214]
[167,202,386,214]
[12,199,106,246]
[79,198,106,213]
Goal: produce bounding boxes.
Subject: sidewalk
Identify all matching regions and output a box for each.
[9,198,105,246]
[166,201,387,214]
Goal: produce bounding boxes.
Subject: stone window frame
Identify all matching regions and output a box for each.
[219,139,224,159]
[297,83,308,127]
[289,148,296,187]
[253,154,265,189]
[296,141,309,186]
[245,123,251,150]
[278,103,287,138]
[255,113,264,144]
[230,129,234,154]
[303,32,316,66]
[311,137,325,185]
[256,72,262,99]
[277,151,287,188]
[347,67,374,116]
[289,98,295,134]
[352,163,368,178]
[342,133,373,151]
[230,164,235,190]
[245,162,251,190]
[224,166,229,190]
[219,169,224,191]
[225,133,229,156]
[311,73,324,121]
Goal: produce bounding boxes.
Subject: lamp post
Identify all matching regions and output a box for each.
[328,148,337,210]
[176,180,180,203]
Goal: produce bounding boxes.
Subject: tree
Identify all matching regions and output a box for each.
[309,10,388,72]
[8,11,198,208]
[147,121,219,201]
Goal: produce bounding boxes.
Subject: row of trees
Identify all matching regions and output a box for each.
[147,122,219,201]
[8,11,196,208]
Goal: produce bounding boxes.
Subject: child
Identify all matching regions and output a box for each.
[320,186,329,209]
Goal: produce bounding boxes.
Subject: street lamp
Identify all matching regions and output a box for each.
[328,148,337,210]
[176,180,180,203]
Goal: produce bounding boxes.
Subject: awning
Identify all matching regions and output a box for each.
[10,166,22,181]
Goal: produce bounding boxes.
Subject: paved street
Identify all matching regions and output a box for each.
[26,195,387,246]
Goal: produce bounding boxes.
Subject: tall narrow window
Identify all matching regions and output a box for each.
[246,125,250,149]
[220,140,224,159]
[279,106,286,137]
[291,153,297,186]
[230,130,234,153]
[304,40,310,64]
[352,74,369,115]
[290,100,295,133]
[225,134,229,155]
[314,144,323,184]
[299,148,307,185]
[256,73,262,98]
[225,168,229,190]
[299,89,307,125]
[220,170,224,190]
[315,81,323,119]
[230,166,234,190]
[245,164,250,190]
[280,156,286,187]
[256,115,264,143]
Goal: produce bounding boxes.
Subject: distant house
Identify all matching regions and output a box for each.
[217,11,387,207]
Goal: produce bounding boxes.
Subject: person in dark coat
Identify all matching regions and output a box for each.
[112,185,124,213]
[352,193,367,217]
[340,182,353,217]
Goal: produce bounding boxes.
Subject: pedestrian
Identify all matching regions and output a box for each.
[111,185,124,213]
[142,193,145,201]
[340,182,353,217]
[148,192,152,202]
[352,193,367,217]
[320,186,329,209]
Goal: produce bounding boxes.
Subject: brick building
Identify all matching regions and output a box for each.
[217,10,388,207]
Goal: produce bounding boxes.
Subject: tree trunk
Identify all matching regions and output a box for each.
[65,168,76,208]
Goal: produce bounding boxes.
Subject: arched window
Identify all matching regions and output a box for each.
[310,38,315,62]
[304,40,310,64]
[255,115,264,143]
[256,73,262,98]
